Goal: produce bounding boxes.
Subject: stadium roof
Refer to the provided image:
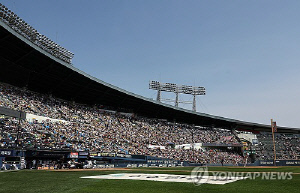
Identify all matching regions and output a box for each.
[0,14,299,134]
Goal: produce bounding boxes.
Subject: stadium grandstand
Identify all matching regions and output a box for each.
[0,3,299,170]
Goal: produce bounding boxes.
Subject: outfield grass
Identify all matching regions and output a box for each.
[0,167,299,193]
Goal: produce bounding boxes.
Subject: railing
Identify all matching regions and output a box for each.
[0,3,74,64]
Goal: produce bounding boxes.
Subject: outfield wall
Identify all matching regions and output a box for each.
[2,149,300,169]
[257,160,300,166]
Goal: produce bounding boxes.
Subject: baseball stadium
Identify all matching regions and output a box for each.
[0,2,299,193]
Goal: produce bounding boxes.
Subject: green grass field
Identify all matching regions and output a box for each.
[0,167,299,193]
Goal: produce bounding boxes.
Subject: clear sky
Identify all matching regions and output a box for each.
[1,0,300,128]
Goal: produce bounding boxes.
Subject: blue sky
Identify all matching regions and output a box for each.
[2,0,300,127]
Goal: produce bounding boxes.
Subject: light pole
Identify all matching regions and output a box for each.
[149,81,205,112]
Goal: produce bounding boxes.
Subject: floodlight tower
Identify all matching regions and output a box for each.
[148,81,161,102]
[175,87,179,107]
[149,81,206,112]
[189,86,206,111]
[193,94,196,112]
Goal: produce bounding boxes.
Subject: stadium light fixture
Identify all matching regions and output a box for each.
[149,80,206,112]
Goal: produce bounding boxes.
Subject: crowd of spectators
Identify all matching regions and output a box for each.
[0,116,244,164]
[255,132,300,160]
[0,82,259,164]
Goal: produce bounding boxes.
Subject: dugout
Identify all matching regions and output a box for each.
[25,150,70,169]
[202,143,243,154]
[0,149,25,169]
